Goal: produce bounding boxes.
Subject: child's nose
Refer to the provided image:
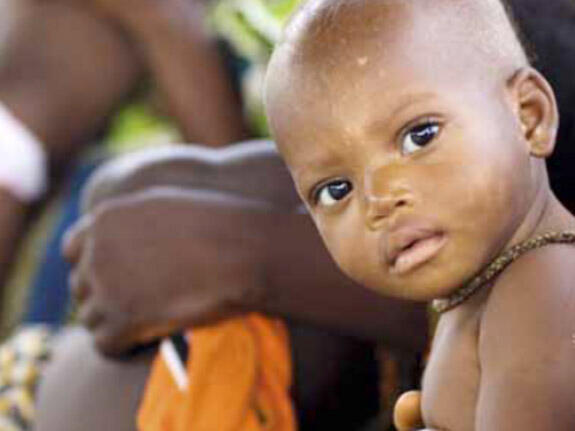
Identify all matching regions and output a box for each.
[365,193,410,230]
[363,165,413,230]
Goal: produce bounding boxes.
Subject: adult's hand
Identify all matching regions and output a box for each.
[64,143,427,357]
[64,188,278,356]
[65,188,427,357]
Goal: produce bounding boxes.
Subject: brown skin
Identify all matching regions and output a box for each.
[52,143,404,431]
[0,190,26,286]
[0,0,246,292]
[266,0,575,429]
[0,0,141,289]
[65,143,427,356]
[32,0,247,146]
[35,327,153,431]
[0,0,141,164]
[0,0,247,157]
[71,0,249,146]
[79,143,303,211]
[36,325,381,431]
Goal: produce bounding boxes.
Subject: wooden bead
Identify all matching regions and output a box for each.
[393,390,424,431]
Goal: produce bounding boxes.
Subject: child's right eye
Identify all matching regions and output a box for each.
[314,180,353,207]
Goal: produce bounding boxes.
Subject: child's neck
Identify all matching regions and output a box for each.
[433,228,575,313]
[505,174,575,251]
[433,183,575,314]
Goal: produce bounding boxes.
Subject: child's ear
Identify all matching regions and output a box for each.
[507,67,559,158]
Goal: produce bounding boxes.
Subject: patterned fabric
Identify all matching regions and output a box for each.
[0,326,55,431]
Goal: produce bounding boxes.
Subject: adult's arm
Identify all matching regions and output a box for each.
[0,190,26,289]
[79,0,249,146]
[64,145,427,356]
[0,0,141,164]
[67,190,426,356]
[35,327,152,431]
[263,211,427,348]
[0,0,140,287]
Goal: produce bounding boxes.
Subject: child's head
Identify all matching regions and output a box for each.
[265,0,560,301]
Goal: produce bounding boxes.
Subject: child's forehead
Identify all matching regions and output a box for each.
[270,0,526,91]
[266,0,527,149]
[285,0,415,50]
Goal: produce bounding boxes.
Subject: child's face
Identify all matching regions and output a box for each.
[266,1,543,301]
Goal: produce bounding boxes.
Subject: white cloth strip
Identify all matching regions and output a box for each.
[0,102,47,202]
[160,338,190,391]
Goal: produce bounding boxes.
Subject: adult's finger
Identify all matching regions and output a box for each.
[68,266,91,305]
[92,315,142,359]
[62,215,93,264]
[77,298,105,331]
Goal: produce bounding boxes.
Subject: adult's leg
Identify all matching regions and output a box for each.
[34,324,384,431]
[34,327,153,431]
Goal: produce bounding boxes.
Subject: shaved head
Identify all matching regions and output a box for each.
[281,0,527,67]
[266,0,529,127]
[263,0,560,302]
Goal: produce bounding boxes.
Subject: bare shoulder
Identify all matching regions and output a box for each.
[482,243,575,330]
[479,242,575,379]
[474,244,575,430]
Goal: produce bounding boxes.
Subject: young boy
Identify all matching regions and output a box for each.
[265,0,575,429]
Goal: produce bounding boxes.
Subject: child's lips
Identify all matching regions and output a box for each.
[384,227,447,275]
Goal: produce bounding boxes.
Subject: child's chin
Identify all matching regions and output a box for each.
[369,273,467,302]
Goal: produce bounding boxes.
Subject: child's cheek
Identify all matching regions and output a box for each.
[315,203,376,283]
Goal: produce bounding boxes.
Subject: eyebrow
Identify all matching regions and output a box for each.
[366,92,438,135]
[292,156,343,191]
[290,93,439,192]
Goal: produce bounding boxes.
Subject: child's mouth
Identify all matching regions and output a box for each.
[388,232,447,275]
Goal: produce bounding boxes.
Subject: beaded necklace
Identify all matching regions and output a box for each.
[432,230,575,314]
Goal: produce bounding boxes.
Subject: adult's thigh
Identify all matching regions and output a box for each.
[34,327,153,431]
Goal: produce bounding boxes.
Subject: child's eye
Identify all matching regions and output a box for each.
[314,180,353,207]
[401,122,440,155]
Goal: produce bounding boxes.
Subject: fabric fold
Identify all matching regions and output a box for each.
[138,313,296,431]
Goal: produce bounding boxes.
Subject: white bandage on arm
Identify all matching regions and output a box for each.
[0,102,47,202]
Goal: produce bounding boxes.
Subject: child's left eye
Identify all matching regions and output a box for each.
[401,122,440,155]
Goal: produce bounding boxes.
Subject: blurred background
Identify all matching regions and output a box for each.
[0,0,572,430]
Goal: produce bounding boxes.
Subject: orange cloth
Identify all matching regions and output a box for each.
[137,313,296,431]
